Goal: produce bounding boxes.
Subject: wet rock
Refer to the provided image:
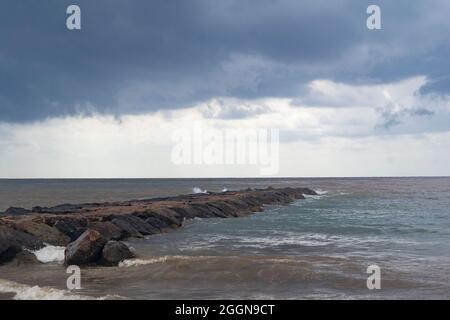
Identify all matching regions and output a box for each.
[54,219,87,241]
[0,186,317,262]
[0,292,16,300]
[88,221,122,241]
[115,215,159,235]
[111,218,143,239]
[100,241,135,266]
[65,229,107,266]
[2,207,31,216]
[222,201,244,217]
[132,211,173,231]
[5,250,41,266]
[300,188,317,196]
[169,206,199,219]
[191,203,227,218]
[32,204,83,214]
[239,195,261,207]
[208,201,238,217]
[0,226,43,264]
[14,220,71,246]
[150,208,184,227]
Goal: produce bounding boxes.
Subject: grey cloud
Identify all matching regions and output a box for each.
[410,108,435,117]
[0,0,449,122]
[200,99,272,120]
[375,105,436,131]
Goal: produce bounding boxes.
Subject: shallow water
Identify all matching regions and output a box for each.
[1,177,449,299]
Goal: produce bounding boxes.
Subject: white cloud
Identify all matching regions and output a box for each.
[1,77,449,178]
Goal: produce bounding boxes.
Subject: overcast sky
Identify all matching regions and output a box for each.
[0,0,449,178]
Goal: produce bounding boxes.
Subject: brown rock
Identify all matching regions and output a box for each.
[111,218,143,239]
[88,221,122,241]
[0,226,43,264]
[53,218,87,241]
[15,220,71,246]
[5,250,41,266]
[100,241,135,266]
[65,229,107,265]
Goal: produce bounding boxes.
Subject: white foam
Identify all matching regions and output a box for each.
[119,255,208,268]
[232,233,335,247]
[0,279,120,300]
[303,194,324,200]
[314,189,329,195]
[301,189,329,200]
[221,188,228,192]
[119,257,169,267]
[192,187,208,194]
[30,245,66,263]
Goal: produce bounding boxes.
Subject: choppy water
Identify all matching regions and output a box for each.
[1,178,449,299]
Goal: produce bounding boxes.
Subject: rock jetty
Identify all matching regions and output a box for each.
[0,187,316,266]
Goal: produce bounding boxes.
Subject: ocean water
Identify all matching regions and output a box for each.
[0,177,449,300]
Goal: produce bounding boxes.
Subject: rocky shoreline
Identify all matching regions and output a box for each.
[0,187,316,266]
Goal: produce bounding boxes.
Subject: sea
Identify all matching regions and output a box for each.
[0,177,449,300]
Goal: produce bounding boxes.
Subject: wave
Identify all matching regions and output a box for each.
[117,254,309,269]
[0,279,122,300]
[192,187,208,194]
[30,245,66,263]
[303,194,324,200]
[119,257,170,267]
[119,255,212,268]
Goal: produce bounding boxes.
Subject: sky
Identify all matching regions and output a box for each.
[0,0,449,178]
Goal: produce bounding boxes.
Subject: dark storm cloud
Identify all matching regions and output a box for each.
[0,0,449,122]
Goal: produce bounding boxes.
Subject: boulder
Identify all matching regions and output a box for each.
[5,250,40,266]
[150,208,184,227]
[15,220,71,246]
[88,221,122,241]
[100,241,135,266]
[115,215,159,235]
[54,219,87,241]
[65,229,107,266]
[132,211,176,230]
[32,204,83,214]
[0,242,20,264]
[0,226,43,264]
[300,188,317,196]
[2,207,31,216]
[143,216,171,230]
[111,218,143,239]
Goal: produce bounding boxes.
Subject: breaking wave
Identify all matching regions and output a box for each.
[300,188,330,200]
[192,187,208,194]
[30,245,66,263]
[0,279,121,300]
[119,255,212,268]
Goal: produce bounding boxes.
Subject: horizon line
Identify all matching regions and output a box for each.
[0,175,449,180]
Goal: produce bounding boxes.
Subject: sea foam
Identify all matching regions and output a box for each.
[119,255,209,268]
[192,187,208,194]
[314,189,329,195]
[30,245,66,263]
[0,279,121,300]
